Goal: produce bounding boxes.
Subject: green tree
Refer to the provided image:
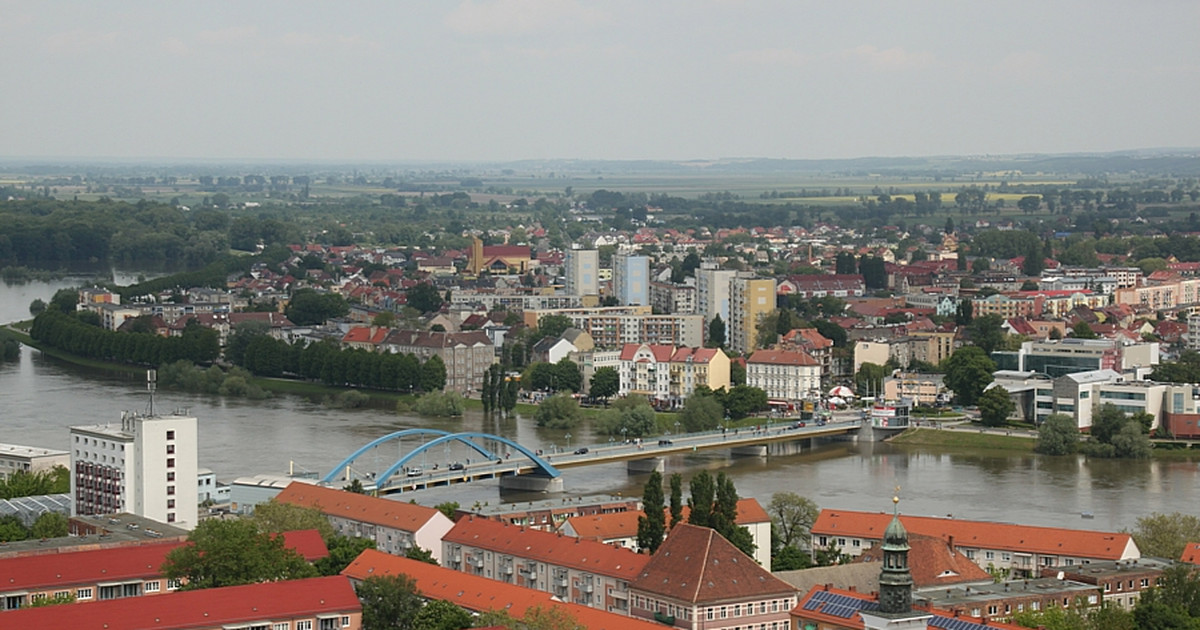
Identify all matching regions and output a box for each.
[855,362,887,398]
[524,362,556,391]
[836,251,857,274]
[978,386,1015,427]
[553,358,582,393]
[49,287,79,314]
[405,546,439,565]
[1130,512,1200,559]
[0,514,28,542]
[357,574,425,630]
[637,471,667,553]
[1110,422,1152,459]
[669,473,684,529]
[316,535,377,576]
[475,605,581,630]
[405,282,444,314]
[1035,414,1079,455]
[251,498,336,540]
[285,289,349,326]
[1136,564,1200,622]
[1071,321,1098,339]
[1022,240,1045,276]
[420,355,447,392]
[714,472,756,559]
[967,313,1006,355]
[536,314,573,341]
[730,360,746,386]
[533,393,581,429]
[679,392,724,432]
[1017,195,1042,215]
[768,492,819,550]
[414,391,465,417]
[707,315,726,348]
[30,511,68,539]
[723,384,768,419]
[942,347,996,406]
[589,366,619,401]
[687,470,715,528]
[413,600,473,630]
[596,396,657,438]
[773,545,813,571]
[162,518,317,590]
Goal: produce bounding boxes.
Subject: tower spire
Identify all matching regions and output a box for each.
[878,489,913,614]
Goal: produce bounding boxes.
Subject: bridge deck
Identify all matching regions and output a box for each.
[370,420,861,495]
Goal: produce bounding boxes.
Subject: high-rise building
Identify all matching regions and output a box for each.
[611,254,649,306]
[565,247,600,297]
[729,273,776,355]
[695,263,737,338]
[70,411,199,529]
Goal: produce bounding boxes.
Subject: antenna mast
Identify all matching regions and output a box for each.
[146,369,157,417]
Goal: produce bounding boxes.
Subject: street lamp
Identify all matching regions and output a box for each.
[565,433,572,450]
[674,420,681,435]
[620,427,627,444]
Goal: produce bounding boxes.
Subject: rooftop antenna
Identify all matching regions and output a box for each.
[146,369,157,417]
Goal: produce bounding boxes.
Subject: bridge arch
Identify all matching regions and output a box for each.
[321,429,497,484]
[375,432,561,488]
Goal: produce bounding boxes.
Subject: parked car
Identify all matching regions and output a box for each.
[657,439,673,446]
[574,447,589,455]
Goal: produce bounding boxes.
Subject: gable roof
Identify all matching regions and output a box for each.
[619,343,676,362]
[342,549,664,630]
[813,510,1138,561]
[857,533,992,587]
[3,576,359,629]
[275,482,445,533]
[792,585,1028,630]
[564,498,769,543]
[747,349,819,366]
[443,516,648,580]
[631,523,795,604]
[1182,542,1200,565]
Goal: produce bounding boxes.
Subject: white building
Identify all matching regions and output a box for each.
[695,263,737,337]
[746,349,822,402]
[70,411,199,529]
[565,247,600,297]
[0,443,68,481]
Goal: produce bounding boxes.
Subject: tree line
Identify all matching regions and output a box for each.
[227,333,446,393]
[30,310,220,366]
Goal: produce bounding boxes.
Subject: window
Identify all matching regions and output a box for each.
[168,499,175,509]
[53,591,70,600]
[168,512,175,523]
[145,581,160,593]
[985,551,994,560]
[342,617,351,628]
[166,430,175,440]
[167,472,175,482]
[273,624,290,630]
[297,622,313,630]
[77,588,94,600]
[167,485,175,495]
[167,458,175,468]
[166,444,175,454]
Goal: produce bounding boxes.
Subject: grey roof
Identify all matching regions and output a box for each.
[0,494,70,526]
[774,561,881,595]
[1061,369,1122,384]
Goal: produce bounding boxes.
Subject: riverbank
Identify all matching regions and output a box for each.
[889,426,1035,452]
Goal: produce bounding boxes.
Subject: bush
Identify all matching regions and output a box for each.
[414,391,464,417]
[329,390,370,409]
[534,393,581,429]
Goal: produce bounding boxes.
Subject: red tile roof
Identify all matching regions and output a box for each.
[0,530,326,592]
[565,498,770,543]
[669,347,721,364]
[792,585,1028,630]
[275,482,445,533]
[343,549,663,630]
[3,576,359,629]
[747,349,819,366]
[857,533,991,587]
[443,516,649,580]
[619,343,676,362]
[1182,542,1200,565]
[341,325,391,345]
[631,523,794,604]
[813,510,1138,561]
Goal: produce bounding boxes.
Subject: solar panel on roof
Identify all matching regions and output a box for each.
[802,598,822,611]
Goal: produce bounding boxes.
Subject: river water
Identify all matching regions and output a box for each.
[4,279,1199,532]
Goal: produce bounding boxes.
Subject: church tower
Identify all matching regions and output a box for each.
[859,495,931,630]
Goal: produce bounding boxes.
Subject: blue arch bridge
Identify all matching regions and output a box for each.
[321,421,868,496]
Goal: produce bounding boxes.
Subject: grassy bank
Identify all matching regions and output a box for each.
[889,427,1035,452]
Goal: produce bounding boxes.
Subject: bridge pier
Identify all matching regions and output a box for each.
[627,458,665,474]
[499,474,564,493]
[731,445,768,457]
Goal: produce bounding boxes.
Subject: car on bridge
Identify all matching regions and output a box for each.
[657,439,673,446]
[405,466,423,477]
[448,462,465,471]
[574,447,589,455]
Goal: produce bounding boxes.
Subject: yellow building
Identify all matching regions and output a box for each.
[668,347,731,404]
[729,275,776,355]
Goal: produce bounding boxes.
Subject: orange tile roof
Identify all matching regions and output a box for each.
[443,516,649,580]
[632,523,795,604]
[857,533,992,587]
[792,585,1029,630]
[1182,542,1200,565]
[343,549,663,630]
[813,510,1137,561]
[620,343,676,362]
[565,498,769,543]
[275,482,444,533]
[4,576,359,629]
[747,349,819,366]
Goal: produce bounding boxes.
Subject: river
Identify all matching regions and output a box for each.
[3,279,1199,532]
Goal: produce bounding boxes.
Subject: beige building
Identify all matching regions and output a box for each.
[442,515,649,613]
[380,329,495,392]
[667,347,731,403]
[525,306,702,349]
[728,274,776,355]
[882,372,945,406]
[0,443,67,481]
[853,339,893,373]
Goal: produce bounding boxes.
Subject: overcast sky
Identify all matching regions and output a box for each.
[3,0,1198,163]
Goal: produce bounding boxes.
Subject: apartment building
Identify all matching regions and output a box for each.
[695,263,737,338]
[649,280,697,315]
[728,274,776,355]
[274,483,454,562]
[812,510,1139,578]
[0,443,67,481]
[612,253,650,306]
[379,329,495,393]
[70,411,198,530]
[4,576,361,629]
[746,349,821,402]
[524,306,703,349]
[442,516,649,613]
[565,247,600,297]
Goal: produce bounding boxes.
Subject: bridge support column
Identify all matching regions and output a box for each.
[499,474,564,493]
[731,445,768,457]
[627,458,664,474]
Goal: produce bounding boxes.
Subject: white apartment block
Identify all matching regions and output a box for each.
[0,443,68,481]
[695,264,737,335]
[746,349,822,402]
[70,412,199,530]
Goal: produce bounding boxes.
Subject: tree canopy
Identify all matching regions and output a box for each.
[161,518,317,590]
[942,346,995,406]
